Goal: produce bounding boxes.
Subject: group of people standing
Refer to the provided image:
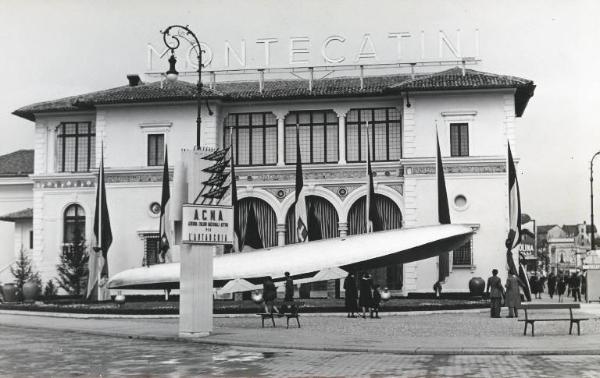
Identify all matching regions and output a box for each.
[540,271,585,302]
[486,269,522,318]
[487,268,588,318]
[343,272,382,319]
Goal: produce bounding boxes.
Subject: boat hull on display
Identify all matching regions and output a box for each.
[107,224,473,290]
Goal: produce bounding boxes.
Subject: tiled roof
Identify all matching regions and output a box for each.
[0,208,33,222]
[13,67,534,121]
[0,149,34,177]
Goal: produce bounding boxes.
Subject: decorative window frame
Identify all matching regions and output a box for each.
[440,111,476,158]
[451,223,480,270]
[139,122,172,167]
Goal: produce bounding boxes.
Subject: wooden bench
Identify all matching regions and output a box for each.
[256,301,303,328]
[518,303,588,336]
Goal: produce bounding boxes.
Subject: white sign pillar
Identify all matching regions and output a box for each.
[176,148,231,338]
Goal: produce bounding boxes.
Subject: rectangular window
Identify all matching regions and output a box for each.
[56,122,96,172]
[450,123,469,157]
[147,134,165,166]
[453,240,472,266]
[284,110,338,164]
[143,234,161,266]
[346,108,401,162]
[224,112,277,166]
[29,230,33,250]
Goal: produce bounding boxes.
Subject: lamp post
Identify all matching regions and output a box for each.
[162,25,203,149]
[590,151,600,251]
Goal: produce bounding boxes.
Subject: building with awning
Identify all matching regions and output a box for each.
[11,65,535,295]
[0,150,33,282]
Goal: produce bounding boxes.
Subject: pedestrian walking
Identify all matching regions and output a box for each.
[343,272,358,318]
[262,276,278,314]
[359,272,373,319]
[284,271,294,302]
[486,269,505,318]
[548,272,557,299]
[530,275,538,299]
[371,284,381,318]
[571,272,582,302]
[557,275,567,302]
[505,272,521,318]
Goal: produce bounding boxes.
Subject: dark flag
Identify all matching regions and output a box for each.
[436,130,451,282]
[159,146,171,261]
[506,142,522,275]
[229,131,241,252]
[506,142,531,301]
[87,143,113,300]
[295,124,308,242]
[365,122,382,232]
[242,205,263,250]
[307,203,323,241]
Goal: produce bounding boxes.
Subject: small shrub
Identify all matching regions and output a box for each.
[10,248,40,301]
[56,230,89,297]
[43,279,58,298]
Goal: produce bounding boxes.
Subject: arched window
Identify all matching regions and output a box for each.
[64,204,85,244]
[226,197,277,253]
[285,195,339,244]
[348,194,403,290]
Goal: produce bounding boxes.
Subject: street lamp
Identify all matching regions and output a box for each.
[161,25,203,149]
[590,151,600,251]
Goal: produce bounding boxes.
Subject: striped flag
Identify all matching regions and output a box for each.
[159,146,172,262]
[365,122,381,232]
[229,131,241,252]
[295,124,308,243]
[87,142,113,300]
[506,142,522,276]
[436,129,451,281]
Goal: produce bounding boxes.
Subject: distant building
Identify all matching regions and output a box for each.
[537,222,596,274]
[0,149,34,283]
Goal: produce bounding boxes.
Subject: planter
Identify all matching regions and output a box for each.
[22,281,40,302]
[2,283,18,302]
[469,277,485,297]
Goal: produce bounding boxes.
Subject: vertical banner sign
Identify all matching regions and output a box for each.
[182,204,233,244]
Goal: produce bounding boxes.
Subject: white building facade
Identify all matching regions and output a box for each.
[13,66,535,294]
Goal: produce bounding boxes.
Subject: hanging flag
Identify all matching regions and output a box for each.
[242,205,263,250]
[436,129,451,282]
[86,143,113,300]
[159,146,172,262]
[506,142,522,276]
[295,124,309,243]
[307,203,323,241]
[365,122,382,232]
[229,131,241,252]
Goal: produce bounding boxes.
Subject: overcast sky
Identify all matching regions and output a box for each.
[0,0,598,226]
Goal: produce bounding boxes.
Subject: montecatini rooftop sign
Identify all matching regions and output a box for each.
[146,29,480,73]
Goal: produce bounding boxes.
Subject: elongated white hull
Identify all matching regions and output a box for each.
[108,224,472,290]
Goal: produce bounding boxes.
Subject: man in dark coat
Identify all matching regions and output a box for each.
[548,272,557,299]
[486,269,504,318]
[284,271,294,302]
[262,276,278,313]
[343,272,358,318]
[359,272,373,319]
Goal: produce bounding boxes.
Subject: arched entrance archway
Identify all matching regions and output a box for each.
[348,194,403,290]
[285,195,339,297]
[235,197,277,251]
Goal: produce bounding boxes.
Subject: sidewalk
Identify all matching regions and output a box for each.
[2,298,600,355]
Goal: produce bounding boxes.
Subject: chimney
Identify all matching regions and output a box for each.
[127,74,142,87]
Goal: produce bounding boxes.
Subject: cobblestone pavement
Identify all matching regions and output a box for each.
[2,326,600,377]
[2,307,600,354]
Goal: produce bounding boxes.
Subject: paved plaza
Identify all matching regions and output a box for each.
[2,325,600,377]
[2,299,600,376]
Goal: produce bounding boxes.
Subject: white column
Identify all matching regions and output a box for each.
[276,224,286,246]
[47,127,56,173]
[338,222,348,238]
[337,113,347,165]
[276,116,285,166]
[179,243,214,337]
